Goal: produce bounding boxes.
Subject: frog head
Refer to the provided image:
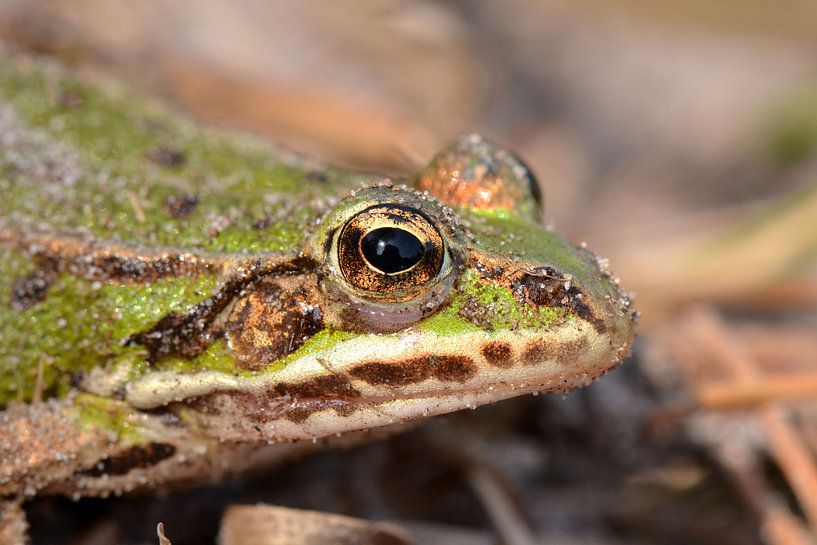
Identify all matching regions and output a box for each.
[123,135,636,442]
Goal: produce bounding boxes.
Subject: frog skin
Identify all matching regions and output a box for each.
[0,54,636,542]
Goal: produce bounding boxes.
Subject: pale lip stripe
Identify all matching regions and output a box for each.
[125,319,625,413]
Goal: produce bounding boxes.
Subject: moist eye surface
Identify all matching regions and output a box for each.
[360,227,425,274]
[336,203,445,296]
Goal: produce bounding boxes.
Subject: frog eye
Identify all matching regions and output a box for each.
[337,204,445,297]
[313,186,464,332]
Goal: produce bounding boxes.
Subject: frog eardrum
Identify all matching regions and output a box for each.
[313,186,465,331]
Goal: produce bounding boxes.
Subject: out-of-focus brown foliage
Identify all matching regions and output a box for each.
[0,0,485,170]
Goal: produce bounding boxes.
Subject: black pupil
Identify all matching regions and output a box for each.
[361,227,425,274]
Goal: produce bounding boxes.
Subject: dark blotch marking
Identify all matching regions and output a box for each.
[481,341,513,368]
[130,305,217,362]
[10,238,216,284]
[225,275,324,371]
[184,374,363,425]
[274,375,361,422]
[510,267,605,333]
[521,341,550,366]
[129,256,317,364]
[123,256,185,280]
[164,194,199,218]
[350,355,476,386]
[77,443,176,477]
[146,146,186,167]
[284,407,315,423]
[207,383,360,424]
[97,254,206,282]
[10,270,56,310]
[281,398,359,423]
[2,223,229,286]
[522,337,589,367]
[252,216,274,230]
[273,374,360,399]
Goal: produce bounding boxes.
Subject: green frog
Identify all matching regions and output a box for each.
[0,54,636,544]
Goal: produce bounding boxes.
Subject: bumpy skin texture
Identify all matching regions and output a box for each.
[0,52,636,508]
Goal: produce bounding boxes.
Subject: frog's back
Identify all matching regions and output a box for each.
[0,55,366,253]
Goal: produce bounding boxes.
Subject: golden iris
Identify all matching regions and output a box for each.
[337,204,444,298]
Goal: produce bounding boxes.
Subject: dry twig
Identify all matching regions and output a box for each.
[667,308,817,542]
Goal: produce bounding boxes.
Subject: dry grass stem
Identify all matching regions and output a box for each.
[678,309,817,534]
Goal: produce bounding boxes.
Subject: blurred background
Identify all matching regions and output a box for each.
[3,1,817,544]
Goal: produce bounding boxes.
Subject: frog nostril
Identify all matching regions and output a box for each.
[361,227,425,274]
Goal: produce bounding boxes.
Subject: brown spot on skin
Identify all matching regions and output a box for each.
[146,146,186,167]
[273,374,360,400]
[184,378,361,425]
[273,374,361,422]
[218,390,357,424]
[284,407,315,423]
[334,403,358,417]
[77,443,176,477]
[225,275,324,371]
[9,270,56,310]
[521,341,550,366]
[522,337,589,367]
[481,341,513,368]
[281,398,361,423]
[350,355,476,386]
[164,194,199,218]
[230,391,287,423]
[252,216,273,230]
[130,310,214,362]
[269,374,361,424]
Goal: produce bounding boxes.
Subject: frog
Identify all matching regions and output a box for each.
[0,53,636,544]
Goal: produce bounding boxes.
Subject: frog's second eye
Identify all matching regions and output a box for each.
[338,204,445,296]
